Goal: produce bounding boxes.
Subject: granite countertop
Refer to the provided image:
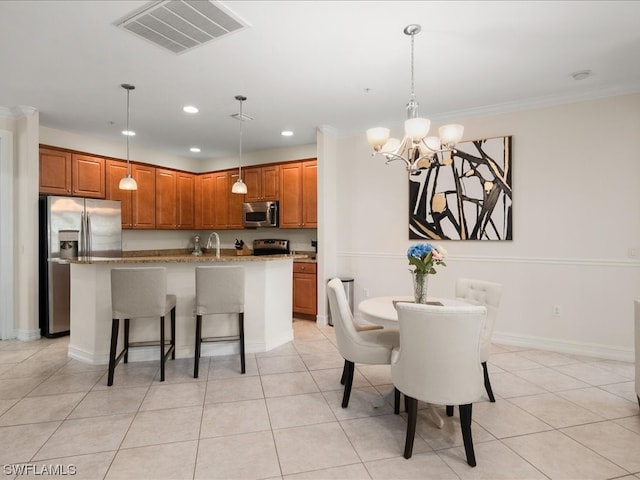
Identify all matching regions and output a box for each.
[54,248,317,265]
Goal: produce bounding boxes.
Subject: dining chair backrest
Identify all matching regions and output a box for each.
[111,267,168,319]
[392,302,486,406]
[195,266,244,315]
[327,277,363,358]
[455,278,502,362]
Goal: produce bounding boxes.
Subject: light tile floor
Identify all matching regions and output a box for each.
[0,319,638,480]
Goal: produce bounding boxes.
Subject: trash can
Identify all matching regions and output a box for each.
[328,278,354,326]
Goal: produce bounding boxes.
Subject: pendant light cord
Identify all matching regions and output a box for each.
[238,97,243,177]
[126,88,131,174]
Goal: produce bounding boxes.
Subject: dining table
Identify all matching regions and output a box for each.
[357,295,473,427]
[359,295,471,329]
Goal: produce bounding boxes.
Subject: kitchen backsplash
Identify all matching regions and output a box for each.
[122,229,317,254]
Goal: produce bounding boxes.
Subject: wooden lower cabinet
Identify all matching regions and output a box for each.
[293,262,317,316]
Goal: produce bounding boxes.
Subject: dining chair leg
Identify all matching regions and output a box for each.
[160,315,166,382]
[340,360,347,385]
[123,318,130,364]
[459,403,476,467]
[403,396,418,459]
[107,319,119,387]
[194,314,202,378]
[446,405,454,417]
[394,387,401,414]
[239,312,246,374]
[341,360,355,408]
[170,307,176,360]
[482,361,495,402]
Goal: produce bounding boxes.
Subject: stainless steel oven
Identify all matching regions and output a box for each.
[243,201,278,228]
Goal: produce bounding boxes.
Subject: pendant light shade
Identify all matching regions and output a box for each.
[119,83,138,191]
[231,95,248,195]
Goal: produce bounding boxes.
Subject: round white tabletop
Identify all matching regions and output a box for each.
[358,296,470,329]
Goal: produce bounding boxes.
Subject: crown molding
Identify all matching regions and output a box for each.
[0,106,37,119]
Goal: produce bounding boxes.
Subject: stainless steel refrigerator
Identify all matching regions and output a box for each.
[39,195,122,337]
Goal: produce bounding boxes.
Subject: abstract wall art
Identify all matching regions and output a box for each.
[409,136,512,240]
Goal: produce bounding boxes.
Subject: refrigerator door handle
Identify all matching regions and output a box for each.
[86,214,92,256]
[80,211,87,256]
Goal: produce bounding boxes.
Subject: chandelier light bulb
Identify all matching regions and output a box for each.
[366,127,390,150]
[404,117,431,142]
[439,124,464,147]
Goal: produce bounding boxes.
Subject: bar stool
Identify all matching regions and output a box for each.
[108,267,176,386]
[194,266,245,378]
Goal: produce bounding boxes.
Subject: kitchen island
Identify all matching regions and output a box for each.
[64,252,304,365]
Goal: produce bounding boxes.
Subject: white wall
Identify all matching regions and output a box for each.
[333,94,640,361]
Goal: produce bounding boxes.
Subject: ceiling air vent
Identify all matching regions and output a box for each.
[115,0,249,55]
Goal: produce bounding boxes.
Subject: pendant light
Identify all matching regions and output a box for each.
[231,95,248,195]
[119,83,138,190]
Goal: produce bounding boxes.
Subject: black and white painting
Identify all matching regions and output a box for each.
[409,136,512,240]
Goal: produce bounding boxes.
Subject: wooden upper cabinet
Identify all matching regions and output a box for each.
[228,171,245,229]
[196,173,216,230]
[279,162,303,228]
[176,172,195,229]
[213,171,229,229]
[131,164,156,229]
[72,154,105,198]
[39,148,72,195]
[244,165,279,202]
[39,147,105,198]
[301,160,317,228]
[280,159,317,228]
[155,168,177,229]
[105,160,133,228]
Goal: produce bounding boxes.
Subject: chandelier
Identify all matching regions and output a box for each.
[366,24,464,173]
[119,83,138,190]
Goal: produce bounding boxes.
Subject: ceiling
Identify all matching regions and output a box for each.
[1,1,639,162]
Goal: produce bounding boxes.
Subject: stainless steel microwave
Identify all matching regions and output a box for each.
[243,201,278,228]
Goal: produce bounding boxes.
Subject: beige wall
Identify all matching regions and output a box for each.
[332,94,640,360]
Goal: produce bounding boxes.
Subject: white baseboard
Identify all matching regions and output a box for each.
[492,331,634,363]
[16,328,41,342]
[68,344,109,365]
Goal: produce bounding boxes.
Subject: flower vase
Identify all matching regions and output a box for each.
[412,273,429,304]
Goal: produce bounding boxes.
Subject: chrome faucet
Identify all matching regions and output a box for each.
[206,232,220,259]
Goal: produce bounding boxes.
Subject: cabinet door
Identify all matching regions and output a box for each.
[39,148,72,195]
[279,162,302,228]
[243,167,261,202]
[301,160,317,228]
[213,171,229,228]
[156,168,177,229]
[293,264,317,315]
[72,154,105,198]
[196,173,216,229]
[131,164,156,229]
[262,165,280,201]
[105,160,133,228]
[177,172,195,229]
[228,171,245,229]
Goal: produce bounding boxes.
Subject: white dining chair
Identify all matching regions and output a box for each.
[455,278,503,402]
[392,302,486,465]
[327,278,399,408]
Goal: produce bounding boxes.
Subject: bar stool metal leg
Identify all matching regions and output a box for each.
[239,312,246,374]
[108,319,119,387]
[194,315,202,378]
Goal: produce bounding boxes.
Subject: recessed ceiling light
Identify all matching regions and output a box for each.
[190,147,201,153]
[183,105,199,114]
[122,130,135,136]
[281,130,294,137]
[571,69,593,81]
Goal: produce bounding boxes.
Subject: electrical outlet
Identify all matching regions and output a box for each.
[363,288,370,298]
[628,248,637,258]
[552,305,561,316]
